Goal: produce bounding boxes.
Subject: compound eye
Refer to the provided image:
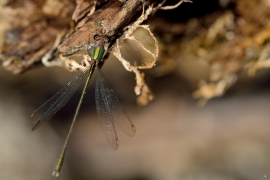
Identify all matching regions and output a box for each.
[109,36,115,42]
[93,34,99,40]
[104,35,110,42]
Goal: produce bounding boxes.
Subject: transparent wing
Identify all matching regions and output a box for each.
[95,68,136,147]
[31,67,90,130]
[95,68,119,150]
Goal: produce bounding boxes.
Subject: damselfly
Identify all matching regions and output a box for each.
[30,34,136,177]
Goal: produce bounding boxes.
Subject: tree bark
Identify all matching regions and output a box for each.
[0,0,161,74]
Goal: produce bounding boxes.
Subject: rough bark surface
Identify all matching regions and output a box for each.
[0,0,161,74]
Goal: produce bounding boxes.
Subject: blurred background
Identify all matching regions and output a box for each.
[1,0,270,180]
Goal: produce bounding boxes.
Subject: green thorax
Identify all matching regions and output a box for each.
[92,42,105,61]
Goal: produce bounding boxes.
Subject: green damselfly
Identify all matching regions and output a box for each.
[30,34,136,177]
